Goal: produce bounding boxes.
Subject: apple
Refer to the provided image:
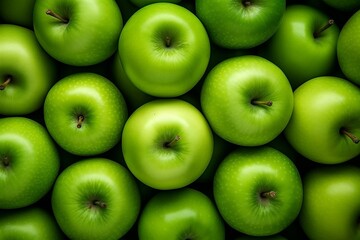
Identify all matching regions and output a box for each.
[213,146,303,236]
[0,0,35,28]
[118,2,210,97]
[138,188,225,239]
[51,158,141,240]
[0,117,60,209]
[130,0,182,8]
[337,9,360,86]
[122,99,213,190]
[0,24,57,115]
[200,55,293,146]
[195,0,286,49]
[33,0,123,66]
[300,165,360,240]
[43,72,128,156]
[284,76,360,164]
[0,207,64,239]
[322,0,360,12]
[263,4,339,89]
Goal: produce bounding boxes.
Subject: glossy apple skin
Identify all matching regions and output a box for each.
[300,165,360,240]
[0,24,57,115]
[213,146,303,236]
[52,158,141,240]
[337,9,360,86]
[138,188,225,240]
[119,3,210,97]
[284,76,360,164]
[130,0,181,7]
[122,99,213,190]
[195,0,286,49]
[44,73,128,156]
[0,207,64,239]
[201,55,293,146]
[264,4,339,89]
[33,0,122,66]
[0,117,60,209]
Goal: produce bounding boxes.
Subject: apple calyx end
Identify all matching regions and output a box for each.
[0,155,10,168]
[164,135,181,148]
[251,100,273,107]
[76,115,85,129]
[89,200,107,209]
[164,36,172,48]
[313,19,335,38]
[260,190,276,199]
[341,128,359,144]
[242,0,252,7]
[46,9,69,23]
[0,76,12,91]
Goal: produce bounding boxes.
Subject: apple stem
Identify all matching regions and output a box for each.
[313,19,335,38]
[242,0,252,7]
[46,9,69,23]
[165,36,172,48]
[164,135,181,148]
[77,115,85,128]
[341,128,359,144]
[93,200,107,208]
[0,76,12,90]
[251,100,273,106]
[261,191,276,199]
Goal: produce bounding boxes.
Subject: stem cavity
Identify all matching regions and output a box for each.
[164,135,180,148]
[46,9,69,23]
[251,100,273,107]
[0,76,12,90]
[77,115,85,129]
[164,36,172,48]
[313,19,335,38]
[341,128,359,144]
[260,191,276,199]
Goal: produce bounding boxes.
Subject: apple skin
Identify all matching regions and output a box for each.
[0,207,64,239]
[122,99,213,190]
[337,9,360,86]
[213,146,303,237]
[0,117,60,209]
[51,158,141,240]
[44,72,128,156]
[263,4,339,89]
[300,165,360,240]
[322,0,360,12]
[284,76,360,164]
[195,0,286,49]
[200,55,293,146]
[0,0,35,28]
[130,0,182,8]
[0,24,57,115]
[33,0,122,66]
[138,188,225,240]
[118,2,210,97]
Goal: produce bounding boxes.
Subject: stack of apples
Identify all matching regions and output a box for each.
[0,0,359,239]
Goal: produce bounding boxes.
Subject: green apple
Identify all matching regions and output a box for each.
[44,72,128,156]
[112,52,154,113]
[33,0,123,66]
[138,188,225,239]
[263,4,339,89]
[0,0,35,27]
[195,0,286,49]
[337,9,360,86]
[0,117,60,209]
[52,158,141,240]
[322,0,360,12]
[122,99,213,190]
[213,146,303,236]
[118,2,210,97]
[0,207,64,239]
[200,55,293,146]
[130,0,182,8]
[284,76,360,164]
[0,24,57,115]
[300,165,360,240]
